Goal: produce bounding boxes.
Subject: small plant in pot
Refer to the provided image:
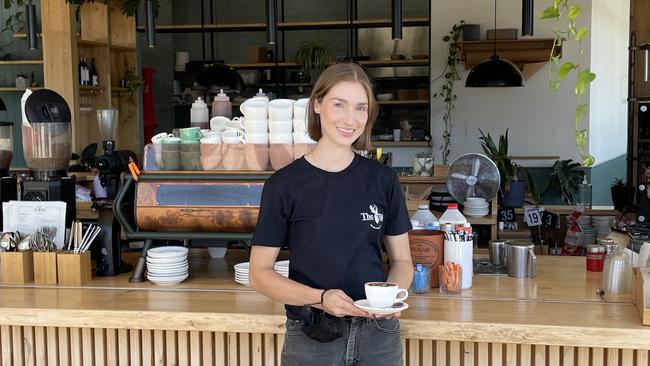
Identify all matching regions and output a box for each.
[413,149,434,176]
[546,159,585,205]
[293,38,331,83]
[478,129,525,208]
[610,178,635,212]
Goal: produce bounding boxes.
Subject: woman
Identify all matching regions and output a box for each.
[250,62,413,366]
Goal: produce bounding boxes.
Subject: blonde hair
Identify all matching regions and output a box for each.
[307,63,377,151]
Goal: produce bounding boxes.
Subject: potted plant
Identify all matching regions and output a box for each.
[413,149,434,176]
[610,178,635,212]
[478,129,525,207]
[293,38,331,83]
[545,159,585,205]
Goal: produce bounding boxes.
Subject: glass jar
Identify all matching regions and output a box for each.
[439,262,462,294]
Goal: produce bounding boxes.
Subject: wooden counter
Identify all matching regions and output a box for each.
[0,253,648,365]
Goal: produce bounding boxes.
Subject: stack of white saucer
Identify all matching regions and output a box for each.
[234,262,250,287]
[592,216,616,238]
[274,260,289,278]
[146,246,189,285]
[463,197,489,217]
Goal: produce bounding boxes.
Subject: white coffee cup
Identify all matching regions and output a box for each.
[243,119,268,134]
[225,118,245,132]
[151,132,174,144]
[210,116,229,132]
[245,133,269,145]
[293,132,316,144]
[240,100,268,120]
[293,98,309,121]
[269,133,292,144]
[268,120,293,134]
[222,129,246,144]
[268,99,295,120]
[364,282,409,309]
[293,118,308,133]
[200,134,222,144]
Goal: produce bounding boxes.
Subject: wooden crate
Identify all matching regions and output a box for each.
[0,250,34,285]
[33,251,58,285]
[57,251,92,286]
[633,266,650,325]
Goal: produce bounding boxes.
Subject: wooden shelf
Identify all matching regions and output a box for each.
[0,60,43,65]
[377,99,428,105]
[109,44,136,51]
[0,87,43,91]
[513,205,618,216]
[461,38,559,80]
[399,176,445,184]
[78,39,109,47]
[79,85,104,93]
[230,59,428,70]
[372,141,429,147]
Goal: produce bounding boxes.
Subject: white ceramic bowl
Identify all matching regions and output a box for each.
[293,132,316,144]
[268,99,295,120]
[268,120,293,134]
[293,118,308,133]
[269,133,293,144]
[243,119,268,133]
[293,98,309,121]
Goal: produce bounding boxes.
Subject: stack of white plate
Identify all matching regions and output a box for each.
[582,225,596,245]
[146,246,189,285]
[463,197,489,217]
[566,214,591,228]
[592,216,616,238]
[234,262,250,287]
[274,260,289,278]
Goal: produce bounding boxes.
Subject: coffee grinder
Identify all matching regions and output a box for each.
[20,89,76,228]
[93,109,136,276]
[0,121,17,230]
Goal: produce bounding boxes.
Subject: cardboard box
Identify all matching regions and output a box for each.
[57,251,92,286]
[247,45,267,63]
[33,251,58,285]
[1,250,34,285]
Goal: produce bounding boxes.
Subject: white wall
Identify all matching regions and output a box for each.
[588,0,629,165]
[428,0,624,167]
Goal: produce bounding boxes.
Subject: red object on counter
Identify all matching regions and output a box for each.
[142,67,158,143]
[586,244,605,272]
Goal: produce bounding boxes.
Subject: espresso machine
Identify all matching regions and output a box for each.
[20,89,76,228]
[93,109,135,276]
[0,122,17,229]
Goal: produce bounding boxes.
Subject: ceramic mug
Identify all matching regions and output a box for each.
[268,99,295,120]
[179,127,202,141]
[268,120,293,134]
[243,119,268,134]
[245,133,269,145]
[293,132,316,144]
[364,282,409,309]
[151,132,174,144]
[200,134,222,144]
[269,133,292,144]
[161,136,182,146]
[293,98,309,121]
[210,116,230,132]
[293,118,308,133]
[222,129,246,144]
[240,100,268,120]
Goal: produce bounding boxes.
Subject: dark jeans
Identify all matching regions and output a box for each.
[282,317,403,366]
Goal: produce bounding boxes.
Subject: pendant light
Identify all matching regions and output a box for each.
[26,1,38,50]
[522,0,534,36]
[465,0,524,87]
[391,0,402,40]
[145,0,156,48]
[266,0,277,45]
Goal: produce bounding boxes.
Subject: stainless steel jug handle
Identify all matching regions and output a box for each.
[528,248,537,278]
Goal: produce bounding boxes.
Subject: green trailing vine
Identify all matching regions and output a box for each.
[121,67,143,124]
[1,0,25,60]
[433,20,464,165]
[541,1,596,167]
[4,0,159,17]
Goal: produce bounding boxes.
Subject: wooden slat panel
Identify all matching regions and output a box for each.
[227,332,238,366]
[577,347,589,366]
[450,341,461,366]
[12,325,23,366]
[506,343,517,366]
[34,326,46,366]
[129,329,141,366]
[534,345,546,366]
[202,331,213,366]
[69,327,82,366]
[106,329,117,366]
[165,330,176,366]
[548,345,560,366]
[436,341,447,366]
[251,333,263,366]
[239,333,250,366]
[492,343,503,366]
[422,340,434,366]
[275,333,284,366]
[58,327,70,366]
[1,325,11,366]
[23,326,34,366]
[141,329,152,366]
[177,330,189,366]
[622,349,634,366]
[464,341,475,366]
[409,339,420,366]
[118,328,129,366]
[592,347,604,366]
[94,328,105,366]
[81,328,93,366]
[215,332,226,366]
[402,339,407,366]
[637,349,649,366]
[46,327,58,366]
[563,346,575,366]
[607,348,619,366]
[520,344,531,366]
[263,333,275,366]
[190,331,201,366]
[153,330,165,366]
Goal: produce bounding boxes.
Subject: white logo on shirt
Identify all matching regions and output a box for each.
[360,204,383,230]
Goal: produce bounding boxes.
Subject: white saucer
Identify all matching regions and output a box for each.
[353,299,409,315]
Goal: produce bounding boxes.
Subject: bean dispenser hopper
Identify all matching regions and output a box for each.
[20,89,76,228]
[0,121,17,230]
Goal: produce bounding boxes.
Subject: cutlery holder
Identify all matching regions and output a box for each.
[57,251,91,286]
[33,251,58,285]
[1,250,34,285]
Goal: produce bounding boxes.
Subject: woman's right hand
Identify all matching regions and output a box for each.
[322,289,370,318]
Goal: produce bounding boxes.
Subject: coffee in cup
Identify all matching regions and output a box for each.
[364,282,409,309]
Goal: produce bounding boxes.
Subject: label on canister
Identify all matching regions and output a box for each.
[408,230,444,288]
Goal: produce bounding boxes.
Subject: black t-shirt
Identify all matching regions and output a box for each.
[251,153,411,319]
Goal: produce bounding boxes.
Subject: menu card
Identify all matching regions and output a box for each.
[3,201,67,249]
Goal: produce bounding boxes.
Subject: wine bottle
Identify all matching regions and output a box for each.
[90,58,99,86]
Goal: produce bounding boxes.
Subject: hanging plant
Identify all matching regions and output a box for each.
[1,0,26,60]
[433,20,464,165]
[121,67,143,124]
[541,1,596,167]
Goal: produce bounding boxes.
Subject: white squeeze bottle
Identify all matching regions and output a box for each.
[211,89,232,119]
[190,97,209,129]
[253,88,269,102]
[410,204,438,229]
[439,203,467,225]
